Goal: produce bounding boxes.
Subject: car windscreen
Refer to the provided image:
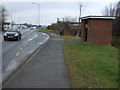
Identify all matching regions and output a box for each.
[7,29,18,32]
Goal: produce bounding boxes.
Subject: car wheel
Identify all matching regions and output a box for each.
[4,38,7,41]
[20,36,21,39]
[16,37,19,41]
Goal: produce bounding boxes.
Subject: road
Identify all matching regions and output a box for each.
[2,28,49,84]
[3,33,71,88]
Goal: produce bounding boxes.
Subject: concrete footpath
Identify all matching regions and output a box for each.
[3,33,71,88]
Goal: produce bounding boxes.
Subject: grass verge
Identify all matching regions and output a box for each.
[62,35,80,40]
[64,43,118,88]
[42,29,53,32]
[36,27,53,32]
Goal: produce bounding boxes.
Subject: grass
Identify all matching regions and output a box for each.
[42,29,53,32]
[64,43,118,88]
[62,35,80,40]
[36,27,53,32]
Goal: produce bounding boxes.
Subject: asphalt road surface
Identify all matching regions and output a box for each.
[3,33,71,88]
[2,28,49,84]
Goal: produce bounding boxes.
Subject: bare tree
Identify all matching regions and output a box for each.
[116,1,120,17]
[103,1,120,48]
[103,3,116,16]
[0,5,2,32]
[112,1,120,48]
[64,16,77,22]
[63,16,77,30]
[0,5,8,31]
[61,16,78,36]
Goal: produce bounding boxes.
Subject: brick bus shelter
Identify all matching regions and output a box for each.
[81,16,115,45]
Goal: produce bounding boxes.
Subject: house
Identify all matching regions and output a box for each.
[81,16,115,45]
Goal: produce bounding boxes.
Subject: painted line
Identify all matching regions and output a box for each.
[5,59,18,72]
[16,52,20,56]
[28,34,38,41]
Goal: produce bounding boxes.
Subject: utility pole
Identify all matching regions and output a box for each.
[77,4,82,37]
[62,18,64,35]
[32,2,40,28]
[79,4,82,22]
[38,4,40,27]
[57,18,59,23]
[11,9,13,27]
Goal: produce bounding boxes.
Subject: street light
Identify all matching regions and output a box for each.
[77,4,82,37]
[79,4,82,22]
[32,2,40,28]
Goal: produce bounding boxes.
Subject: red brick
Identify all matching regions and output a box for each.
[81,16,115,45]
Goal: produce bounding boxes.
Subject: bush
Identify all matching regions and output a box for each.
[112,16,120,48]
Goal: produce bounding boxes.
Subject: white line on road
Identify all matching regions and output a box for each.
[42,33,49,36]
[28,34,38,41]
[5,59,18,71]
[16,52,20,56]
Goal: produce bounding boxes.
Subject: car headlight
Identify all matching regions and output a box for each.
[14,33,18,36]
[4,33,7,36]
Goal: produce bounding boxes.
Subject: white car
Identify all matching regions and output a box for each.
[30,27,36,30]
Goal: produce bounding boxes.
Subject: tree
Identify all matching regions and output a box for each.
[0,5,2,31]
[103,3,116,16]
[0,5,8,31]
[64,16,77,22]
[112,1,120,48]
[62,16,78,36]
[103,1,120,48]
[116,1,120,17]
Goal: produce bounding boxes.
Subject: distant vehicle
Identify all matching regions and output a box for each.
[30,26,36,30]
[4,28,21,41]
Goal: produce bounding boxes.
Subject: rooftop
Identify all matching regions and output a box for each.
[81,16,116,20]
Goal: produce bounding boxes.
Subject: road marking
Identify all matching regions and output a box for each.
[42,33,48,36]
[16,52,20,56]
[5,59,18,71]
[28,34,38,41]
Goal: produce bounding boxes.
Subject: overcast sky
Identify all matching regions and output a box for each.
[1,0,118,25]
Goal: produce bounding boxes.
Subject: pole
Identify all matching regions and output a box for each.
[11,9,13,27]
[77,4,82,37]
[38,4,40,27]
[62,18,64,35]
[32,2,40,29]
[79,5,82,21]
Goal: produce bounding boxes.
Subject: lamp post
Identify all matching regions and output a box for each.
[60,18,64,35]
[79,4,82,22]
[78,4,82,37]
[32,2,40,28]
[11,9,13,27]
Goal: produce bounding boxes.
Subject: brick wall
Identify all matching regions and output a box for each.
[81,19,113,45]
[81,20,86,42]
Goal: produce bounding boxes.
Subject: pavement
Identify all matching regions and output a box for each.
[3,33,71,88]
